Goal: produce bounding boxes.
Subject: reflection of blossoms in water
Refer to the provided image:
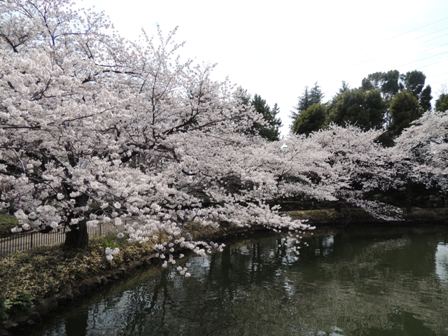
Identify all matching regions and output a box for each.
[315,235,335,257]
[321,235,335,257]
[184,256,210,278]
[435,243,448,284]
[279,235,306,264]
[316,326,345,336]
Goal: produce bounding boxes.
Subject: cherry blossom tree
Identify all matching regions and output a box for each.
[0,0,311,254]
[393,111,448,193]
[282,125,406,220]
[1,0,445,267]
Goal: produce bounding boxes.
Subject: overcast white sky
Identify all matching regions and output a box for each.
[82,0,448,135]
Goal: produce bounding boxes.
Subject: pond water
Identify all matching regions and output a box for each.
[24,226,448,336]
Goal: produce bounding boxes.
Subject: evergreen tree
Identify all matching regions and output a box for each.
[435,93,448,112]
[361,70,400,100]
[309,83,324,105]
[400,70,432,111]
[328,88,386,130]
[362,70,432,111]
[291,103,327,136]
[360,70,432,144]
[291,87,310,120]
[291,83,324,131]
[293,83,323,116]
[388,91,421,136]
[251,94,282,141]
[339,81,350,93]
[419,85,432,112]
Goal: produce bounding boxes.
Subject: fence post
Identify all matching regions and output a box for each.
[30,232,33,249]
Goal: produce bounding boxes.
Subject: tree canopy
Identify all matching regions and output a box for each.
[328,88,386,131]
[251,94,282,141]
[361,70,400,99]
[388,91,422,135]
[234,88,281,141]
[435,94,448,112]
[291,83,323,120]
[291,103,327,136]
[298,70,434,141]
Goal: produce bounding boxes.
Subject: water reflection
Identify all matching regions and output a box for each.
[435,243,448,284]
[316,234,334,257]
[24,227,448,336]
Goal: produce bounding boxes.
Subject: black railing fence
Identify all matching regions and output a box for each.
[0,223,117,257]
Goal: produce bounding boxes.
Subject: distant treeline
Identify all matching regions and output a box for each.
[290,70,448,146]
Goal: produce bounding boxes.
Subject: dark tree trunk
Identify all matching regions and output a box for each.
[64,194,90,250]
[64,219,89,250]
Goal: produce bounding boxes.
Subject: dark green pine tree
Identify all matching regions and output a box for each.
[291,83,324,132]
[291,87,310,120]
[251,94,282,141]
[388,91,422,136]
[435,93,448,112]
[339,81,350,93]
[291,103,327,136]
[292,83,323,118]
[309,82,324,106]
[400,70,432,112]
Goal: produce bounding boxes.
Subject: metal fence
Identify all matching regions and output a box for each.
[0,223,117,257]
